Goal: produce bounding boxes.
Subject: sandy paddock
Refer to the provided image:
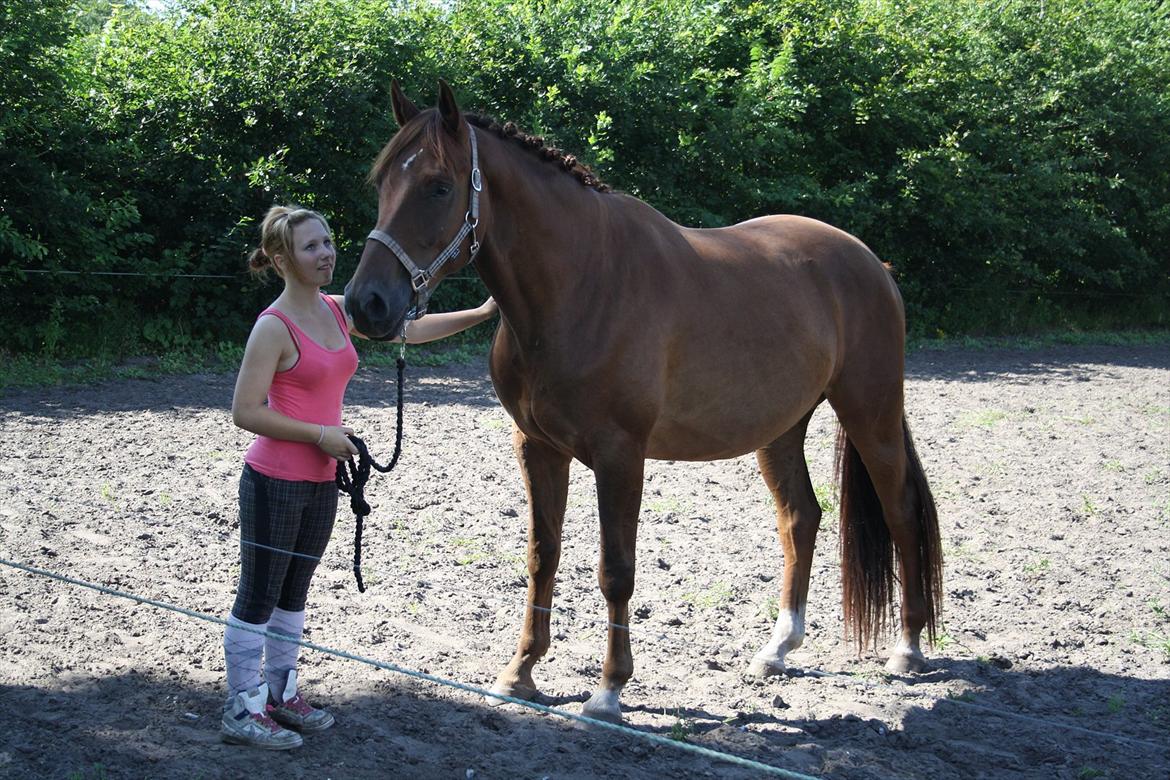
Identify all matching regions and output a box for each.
[1,342,1168,778]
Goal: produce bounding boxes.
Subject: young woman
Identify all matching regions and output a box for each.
[222,205,496,749]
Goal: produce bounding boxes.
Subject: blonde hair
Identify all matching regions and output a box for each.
[247,205,332,279]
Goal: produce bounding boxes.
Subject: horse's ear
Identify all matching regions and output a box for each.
[437,79,462,135]
[391,80,420,127]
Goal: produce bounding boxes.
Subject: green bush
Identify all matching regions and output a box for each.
[0,0,1165,357]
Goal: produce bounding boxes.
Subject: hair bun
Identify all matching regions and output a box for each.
[247,247,271,272]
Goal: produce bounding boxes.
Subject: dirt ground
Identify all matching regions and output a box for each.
[1,342,1168,779]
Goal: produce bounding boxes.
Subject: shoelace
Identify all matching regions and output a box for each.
[254,706,283,732]
[280,694,313,716]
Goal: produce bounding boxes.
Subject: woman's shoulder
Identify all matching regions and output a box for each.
[248,308,295,347]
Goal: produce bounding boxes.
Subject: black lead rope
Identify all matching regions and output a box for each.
[335,355,405,592]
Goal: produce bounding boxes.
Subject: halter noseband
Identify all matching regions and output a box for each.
[365,125,482,318]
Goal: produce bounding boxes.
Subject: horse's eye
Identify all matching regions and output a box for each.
[430,182,452,198]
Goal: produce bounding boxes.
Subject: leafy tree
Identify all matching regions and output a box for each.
[2,0,1165,355]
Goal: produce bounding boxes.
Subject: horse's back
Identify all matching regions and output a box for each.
[688,214,890,284]
[593,213,899,460]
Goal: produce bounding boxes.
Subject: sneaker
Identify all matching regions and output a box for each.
[221,683,303,750]
[268,670,335,733]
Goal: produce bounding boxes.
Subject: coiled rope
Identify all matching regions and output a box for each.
[335,354,406,593]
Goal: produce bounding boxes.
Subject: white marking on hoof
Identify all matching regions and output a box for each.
[581,689,622,724]
[748,607,805,677]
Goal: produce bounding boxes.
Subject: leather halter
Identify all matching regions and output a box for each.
[365,125,482,317]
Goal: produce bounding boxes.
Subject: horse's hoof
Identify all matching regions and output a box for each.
[746,655,787,678]
[581,690,623,724]
[486,681,539,707]
[885,651,931,674]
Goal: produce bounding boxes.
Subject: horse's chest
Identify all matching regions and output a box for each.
[492,360,585,451]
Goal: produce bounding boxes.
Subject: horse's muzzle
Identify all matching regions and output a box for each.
[344,280,408,342]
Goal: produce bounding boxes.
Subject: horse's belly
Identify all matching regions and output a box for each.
[644,395,821,461]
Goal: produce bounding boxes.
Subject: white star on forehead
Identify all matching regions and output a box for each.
[402,148,423,171]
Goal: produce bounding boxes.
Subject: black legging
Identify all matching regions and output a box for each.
[231,464,337,624]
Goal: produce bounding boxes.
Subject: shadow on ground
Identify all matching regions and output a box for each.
[3,659,1166,780]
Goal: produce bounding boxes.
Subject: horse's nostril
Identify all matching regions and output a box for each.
[363,292,389,321]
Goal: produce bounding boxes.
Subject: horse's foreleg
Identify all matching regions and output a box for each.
[490,429,570,703]
[748,413,821,677]
[581,440,645,724]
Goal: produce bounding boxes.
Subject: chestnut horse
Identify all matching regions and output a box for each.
[346,82,942,723]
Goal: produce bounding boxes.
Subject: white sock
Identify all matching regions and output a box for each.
[223,615,266,697]
[264,607,305,701]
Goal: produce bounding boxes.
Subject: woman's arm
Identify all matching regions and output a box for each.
[231,316,357,459]
[403,297,497,344]
[328,294,497,344]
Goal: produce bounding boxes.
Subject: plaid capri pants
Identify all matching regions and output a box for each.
[231,463,338,624]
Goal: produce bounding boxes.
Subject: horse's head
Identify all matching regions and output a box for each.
[345,80,483,340]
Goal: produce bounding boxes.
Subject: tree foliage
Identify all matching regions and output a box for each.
[1,0,1166,355]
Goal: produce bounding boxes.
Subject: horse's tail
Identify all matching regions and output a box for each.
[836,418,942,649]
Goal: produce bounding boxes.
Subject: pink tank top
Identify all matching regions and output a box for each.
[244,294,359,482]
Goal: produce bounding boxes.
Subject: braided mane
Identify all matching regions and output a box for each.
[369,110,611,193]
[466,114,611,193]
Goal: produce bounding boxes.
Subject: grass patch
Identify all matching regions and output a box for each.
[1128,630,1170,660]
[357,330,492,368]
[644,496,687,515]
[666,710,694,742]
[478,413,509,431]
[943,539,982,563]
[682,581,734,610]
[0,332,494,390]
[450,536,490,566]
[1023,557,1051,577]
[957,409,1008,429]
[932,632,955,652]
[814,482,838,513]
[907,328,1170,353]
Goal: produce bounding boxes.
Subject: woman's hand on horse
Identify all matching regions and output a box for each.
[479,297,498,319]
[318,425,359,460]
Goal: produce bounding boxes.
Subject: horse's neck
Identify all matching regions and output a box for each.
[476,148,614,345]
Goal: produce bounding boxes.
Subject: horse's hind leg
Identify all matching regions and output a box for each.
[830,388,942,674]
[747,409,822,677]
[490,428,571,702]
